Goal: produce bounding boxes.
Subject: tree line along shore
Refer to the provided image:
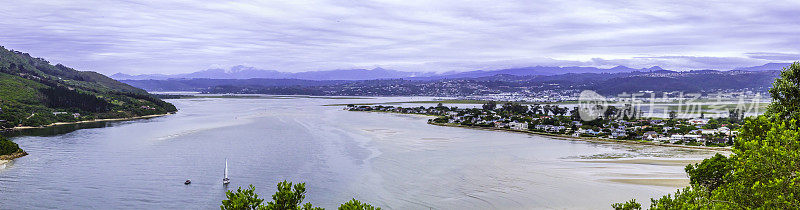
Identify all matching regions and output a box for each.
[344,102,741,150]
[6,112,174,131]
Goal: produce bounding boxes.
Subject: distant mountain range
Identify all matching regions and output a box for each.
[112,63,791,81]
[183,70,779,96]
[114,63,791,96]
[121,69,781,96]
[409,65,666,80]
[111,65,672,81]
[111,65,436,80]
[734,63,793,71]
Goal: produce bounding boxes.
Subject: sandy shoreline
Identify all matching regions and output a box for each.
[7,113,174,131]
[606,178,690,187]
[579,159,702,188]
[428,122,732,152]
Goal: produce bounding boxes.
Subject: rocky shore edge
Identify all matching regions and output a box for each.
[0,151,28,160]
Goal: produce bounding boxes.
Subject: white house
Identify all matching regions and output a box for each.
[656,136,671,142]
[670,134,685,143]
[509,122,528,130]
[611,131,627,138]
[701,129,716,135]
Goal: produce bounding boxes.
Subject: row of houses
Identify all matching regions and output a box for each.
[52,112,82,118]
[349,104,739,147]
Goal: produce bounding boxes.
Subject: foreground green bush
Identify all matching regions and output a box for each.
[612,62,800,209]
[337,199,380,210]
[221,181,380,210]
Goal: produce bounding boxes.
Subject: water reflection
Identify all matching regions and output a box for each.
[3,121,114,137]
[0,97,720,209]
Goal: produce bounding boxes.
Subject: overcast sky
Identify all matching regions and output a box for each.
[1,0,799,75]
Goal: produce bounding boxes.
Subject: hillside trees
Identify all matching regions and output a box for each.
[0,46,176,128]
[612,62,800,209]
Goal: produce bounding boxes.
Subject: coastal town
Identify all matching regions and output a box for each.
[346,102,743,147]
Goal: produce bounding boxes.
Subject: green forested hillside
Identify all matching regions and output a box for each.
[0,46,176,128]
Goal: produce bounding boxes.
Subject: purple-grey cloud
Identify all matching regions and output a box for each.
[745,52,800,61]
[0,0,799,74]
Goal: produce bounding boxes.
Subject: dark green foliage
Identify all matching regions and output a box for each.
[0,46,176,128]
[499,102,528,115]
[727,108,743,123]
[768,62,800,122]
[431,117,448,123]
[668,110,677,120]
[263,181,321,210]
[570,107,580,121]
[611,199,641,210]
[715,115,800,208]
[221,181,380,210]
[648,187,709,209]
[338,199,380,210]
[0,136,22,155]
[482,101,496,110]
[684,154,731,192]
[221,185,264,210]
[42,85,110,112]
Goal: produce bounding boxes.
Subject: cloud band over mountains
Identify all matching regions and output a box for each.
[1,0,799,74]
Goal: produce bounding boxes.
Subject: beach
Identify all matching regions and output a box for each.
[8,113,174,131]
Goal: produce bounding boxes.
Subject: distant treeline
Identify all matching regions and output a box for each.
[122,70,781,96]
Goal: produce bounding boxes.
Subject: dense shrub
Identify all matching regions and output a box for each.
[0,137,21,155]
[221,181,380,210]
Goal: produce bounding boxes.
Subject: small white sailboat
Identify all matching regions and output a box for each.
[223,158,230,185]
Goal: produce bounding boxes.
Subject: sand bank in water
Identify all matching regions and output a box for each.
[606,178,691,187]
[577,158,705,166]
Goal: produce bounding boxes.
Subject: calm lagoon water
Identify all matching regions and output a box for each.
[0,96,721,209]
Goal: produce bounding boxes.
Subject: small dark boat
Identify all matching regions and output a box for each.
[185,179,191,185]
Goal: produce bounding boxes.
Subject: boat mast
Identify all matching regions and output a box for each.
[224,158,229,179]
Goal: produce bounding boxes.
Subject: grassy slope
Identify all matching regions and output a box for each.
[0,46,176,128]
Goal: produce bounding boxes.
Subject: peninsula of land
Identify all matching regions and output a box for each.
[345,102,739,152]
